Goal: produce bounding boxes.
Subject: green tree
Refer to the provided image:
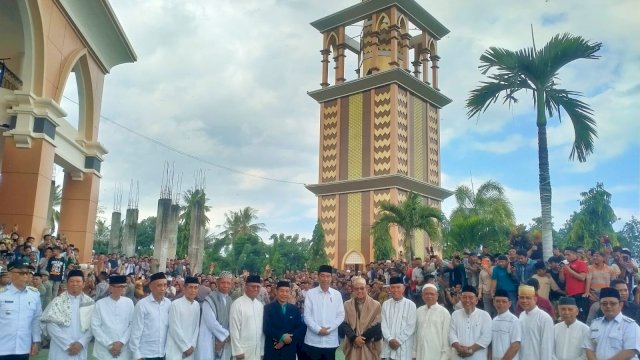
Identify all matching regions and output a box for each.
[220,207,267,243]
[466,33,602,261]
[202,235,232,274]
[307,221,329,271]
[618,217,640,260]
[371,221,396,261]
[372,192,444,261]
[567,183,617,250]
[446,180,516,253]
[135,216,156,256]
[231,233,267,274]
[267,233,309,276]
[93,217,110,254]
[177,189,211,259]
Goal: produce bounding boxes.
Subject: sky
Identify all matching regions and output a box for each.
[59,0,639,241]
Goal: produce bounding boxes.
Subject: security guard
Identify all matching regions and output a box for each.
[583,287,640,360]
[0,260,42,359]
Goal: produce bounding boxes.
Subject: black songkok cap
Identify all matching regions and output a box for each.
[67,269,84,280]
[389,276,403,285]
[494,289,510,299]
[185,276,199,285]
[558,297,576,306]
[149,272,166,283]
[497,255,508,261]
[318,265,333,274]
[109,275,126,285]
[599,287,621,300]
[461,285,477,294]
[276,280,291,289]
[246,275,261,284]
[534,261,546,270]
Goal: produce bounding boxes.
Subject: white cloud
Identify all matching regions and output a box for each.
[68,0,640,244]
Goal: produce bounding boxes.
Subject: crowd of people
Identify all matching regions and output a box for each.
[1,229,640,359]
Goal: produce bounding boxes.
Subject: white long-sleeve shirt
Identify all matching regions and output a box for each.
[382,297,417,360]
[129,295,171,359]
[195,299,231,360]
[91,296,134,360]
[303,286,345,349]
[414,303,450,360]
[166,297,200,360]
[491,310,521,360]
[449,307,492,360]
[46,295,93,360]
[230,295,264,360]
[554,320,589,360]
[518,306,554,360]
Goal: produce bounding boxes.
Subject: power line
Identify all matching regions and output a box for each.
[61,95,307,185]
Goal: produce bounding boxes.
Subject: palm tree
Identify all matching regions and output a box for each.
[466,33,601,261]
[220,206,267,241]
[180,189,211,226]
[372,192,444,261]
[447,180,516,253]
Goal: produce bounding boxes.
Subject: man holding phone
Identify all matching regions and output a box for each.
[560,247,589,322]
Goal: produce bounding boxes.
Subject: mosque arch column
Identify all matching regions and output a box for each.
[0,92,61,239]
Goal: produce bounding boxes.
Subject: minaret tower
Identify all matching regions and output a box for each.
[306,0,453,268]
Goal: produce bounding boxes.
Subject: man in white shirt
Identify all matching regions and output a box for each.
[129,272,171,360]
[381,276,416,360]
[517,284,554,360]
[91,275,135,359]
[41,269,94,360]
[554,296,589,360]
[413,283,450,360]
[303,265,345,360]
[230,274,265,360]
[489,289,520,360]
[448,285,492,360]
[195,271,233,360]
[166,276,200,360]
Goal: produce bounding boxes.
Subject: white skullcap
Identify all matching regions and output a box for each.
[422,283,438,292]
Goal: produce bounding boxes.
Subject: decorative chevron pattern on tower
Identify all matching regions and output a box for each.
[373,87,392,175]
[397,89,409,175]
[321,102,338,182]
[427,105,439,185]
[373,190,391,216]
[320,195,338,266]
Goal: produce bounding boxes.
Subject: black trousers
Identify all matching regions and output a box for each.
[572,294,590,322]
[301,344,337,360]
[0,355,29,360]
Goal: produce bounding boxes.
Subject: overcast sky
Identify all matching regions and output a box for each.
[59,0,639,240]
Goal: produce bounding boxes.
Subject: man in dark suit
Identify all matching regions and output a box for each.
[263,280,306,360]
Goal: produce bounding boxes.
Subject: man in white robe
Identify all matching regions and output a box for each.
[41,269,94,360]
[91,275,135,360]
[129,272,172,360]
[413,283,450,360]
[448,285,492,360]
[489,289,521,360]
[166,276,201,360]
[230,275,264,360]
[195,271,233,360]
[517,285,554,360]
[381,276,416,360]
[554,296,589,360]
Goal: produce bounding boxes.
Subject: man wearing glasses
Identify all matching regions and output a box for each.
[0,260,41,359]
[91,275,135,359]
[584,287,640,360]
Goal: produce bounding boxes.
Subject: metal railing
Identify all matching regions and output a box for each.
[0,60,23,90]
